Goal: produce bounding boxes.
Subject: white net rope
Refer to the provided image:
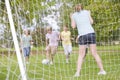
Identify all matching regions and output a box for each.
[0,1,21,80]
[1,0,120,80]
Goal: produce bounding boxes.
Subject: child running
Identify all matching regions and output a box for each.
[60,25,72,63]
[21,29,33,64]
[45,27,60,65]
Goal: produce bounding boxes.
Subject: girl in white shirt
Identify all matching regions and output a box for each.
[70,4,106,77]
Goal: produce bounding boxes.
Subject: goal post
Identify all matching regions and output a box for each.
[5,0,27,80]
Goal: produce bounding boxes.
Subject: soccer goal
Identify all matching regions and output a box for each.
[1,0,120,80]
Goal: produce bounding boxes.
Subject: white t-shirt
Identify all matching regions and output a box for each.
[46,31,59,46]
[72,10,95,36]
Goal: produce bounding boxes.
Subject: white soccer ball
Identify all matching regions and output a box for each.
[42,59,49,64]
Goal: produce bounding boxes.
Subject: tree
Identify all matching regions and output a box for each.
[61,1,120,44]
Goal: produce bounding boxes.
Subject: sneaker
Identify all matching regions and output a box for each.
[66,60,69,64]
[50,61,53,65]
[98,71,106,75]
[74,72,80,77]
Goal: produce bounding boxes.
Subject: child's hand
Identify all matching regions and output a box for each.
[70,13,73,19]
[45,46,49,51]
[57,38,60,41]
[63,38,68,42]
[76,38,78,43]
[20,48,22,53]
[31,41,34,44]
[76,36,79,43]
[71,38,74,41]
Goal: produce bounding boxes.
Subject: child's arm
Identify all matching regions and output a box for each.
[46,38,49,47]
[30,36,34,45]
[59,34,61,41]
[76,35,79,43]
[20,36,23,48]
[57,32,60,41]
[60,33,63,41]
[70,31,74,41]
[60,32,65,41]
[45,34,49,50]
[30,41,34,45]
[45,38,49,51]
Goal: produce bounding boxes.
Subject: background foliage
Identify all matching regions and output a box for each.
[0,0,120,46]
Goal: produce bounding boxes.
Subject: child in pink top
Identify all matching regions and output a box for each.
[45,27,60,64]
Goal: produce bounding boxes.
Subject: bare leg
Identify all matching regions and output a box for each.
[50,46,57,64]
[89,44,104,71]
[66,54,69,59]
[75,45,86,76]
[25,56,28,62]
[66,54,69,63]
[83,48,88,59]
[46,49,50,60]
[25,56,29,64]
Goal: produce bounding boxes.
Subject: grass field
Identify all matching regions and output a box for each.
[0,45,120,80]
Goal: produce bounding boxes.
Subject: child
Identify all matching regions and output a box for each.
[45,27,60,65]
[21,29,33,64]
[61,25,72,63]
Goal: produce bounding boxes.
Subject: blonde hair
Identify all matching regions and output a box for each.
[46,26,52,31]
[23,29,31,35]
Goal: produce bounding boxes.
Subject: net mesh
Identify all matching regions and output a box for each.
[0,1,21,80]
[1,0,120,80]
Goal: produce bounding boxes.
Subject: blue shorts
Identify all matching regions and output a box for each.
[78,33,96,45]
[23,47,31,57]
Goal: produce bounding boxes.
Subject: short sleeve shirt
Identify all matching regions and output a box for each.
[46,31,59,46]
[72,10,94,36]
[21,35,32,48]
[61,31,71,45]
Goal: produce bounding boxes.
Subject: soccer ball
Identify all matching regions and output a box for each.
[42,59,49,64]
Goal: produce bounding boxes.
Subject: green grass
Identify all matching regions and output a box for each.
[0,45,119,51]
[31,45,120,51]
[0,46,120,80]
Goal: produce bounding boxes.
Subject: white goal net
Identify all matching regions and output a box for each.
[0,0,120,80]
